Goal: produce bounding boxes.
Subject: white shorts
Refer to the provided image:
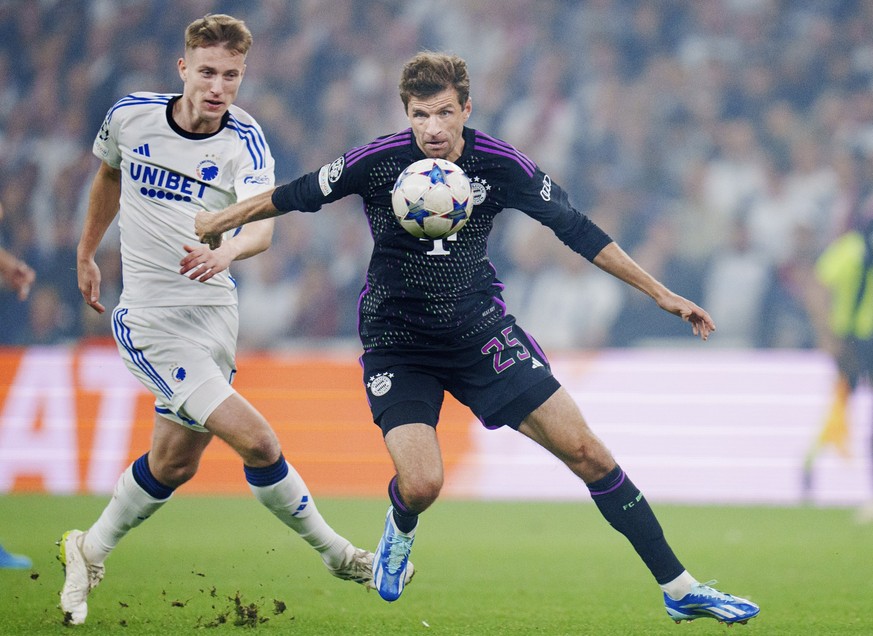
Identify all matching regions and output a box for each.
[111,304,238,432]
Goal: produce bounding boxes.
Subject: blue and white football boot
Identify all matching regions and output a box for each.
[664,580,759,625]
[327,543,415,591]
[373,506,416,602]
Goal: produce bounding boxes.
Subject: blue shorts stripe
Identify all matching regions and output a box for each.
[112,308,173,399]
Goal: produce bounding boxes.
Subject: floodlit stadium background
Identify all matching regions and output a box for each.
[0,2,871,506]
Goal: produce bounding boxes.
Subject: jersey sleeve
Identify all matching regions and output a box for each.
[92,99,124,169]
[507,162,612,261]
[271,150,370,213]
[232,118,276,202]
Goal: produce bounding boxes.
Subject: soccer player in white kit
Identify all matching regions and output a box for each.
[59,14,403,626]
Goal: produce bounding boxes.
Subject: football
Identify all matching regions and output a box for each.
[391,158,473,239]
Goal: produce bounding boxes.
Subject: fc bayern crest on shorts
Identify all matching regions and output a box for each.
[367,372,393,396]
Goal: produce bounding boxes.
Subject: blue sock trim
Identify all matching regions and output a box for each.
[244,454,289,487]
[131,453,175,500]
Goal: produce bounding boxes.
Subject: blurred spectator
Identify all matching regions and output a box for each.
[502,215,624,350]
[236,248,302,351]
[25,284,74,345]
[289,258,341,339]
[609,213,702,347]
[0,199,36,337]
[700,218,773,348]
[701,118,767,230]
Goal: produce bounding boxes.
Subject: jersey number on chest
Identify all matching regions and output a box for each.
[425,234,458,256]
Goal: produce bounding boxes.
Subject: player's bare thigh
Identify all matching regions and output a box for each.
[203,392,281,468]
[517,386,615,483]
[148,387,282,485]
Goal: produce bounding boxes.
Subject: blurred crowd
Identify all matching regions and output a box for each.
[0,0,870,352]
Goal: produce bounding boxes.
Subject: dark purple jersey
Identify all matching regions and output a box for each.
[271,127,612,351]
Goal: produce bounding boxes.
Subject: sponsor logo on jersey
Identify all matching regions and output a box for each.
[129,162,208,202]
[243,174,271,185]
[471,175,490,205]
[197,159,219,182]
[132,143,151,157]
[531,357,544,369]
[540,174,552,201]
[367,372,393,397]
[169,365,187,382]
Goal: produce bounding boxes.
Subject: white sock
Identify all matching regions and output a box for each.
[248,461,350,568]
[82,464,170,564]
[660,570,699,600]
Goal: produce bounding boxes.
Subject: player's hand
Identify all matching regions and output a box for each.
[6,260,35,301]
[657,292,716,341]
[180,243,233,282]
[194,210,222,249]
[77,258,105,314]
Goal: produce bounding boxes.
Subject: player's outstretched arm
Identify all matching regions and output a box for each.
[195,188,280,248]
[77,162,122,314]
[592,241,716,341]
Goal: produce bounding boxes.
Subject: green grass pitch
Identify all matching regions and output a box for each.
[1,495,871,635]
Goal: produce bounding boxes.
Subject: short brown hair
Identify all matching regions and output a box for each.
[185,14,252,56]
[399,52,470,110]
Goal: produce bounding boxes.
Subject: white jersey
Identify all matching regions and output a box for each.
[93,92,275,308]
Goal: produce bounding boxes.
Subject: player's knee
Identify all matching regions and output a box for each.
[562,438,613,478]
[403,473,443,510]
[238,433,281,467]
[151,456,199,488]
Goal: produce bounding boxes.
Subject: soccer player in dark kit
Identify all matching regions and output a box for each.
[196,51,759,625]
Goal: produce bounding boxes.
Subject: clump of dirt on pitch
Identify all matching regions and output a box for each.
[196,590,291,628]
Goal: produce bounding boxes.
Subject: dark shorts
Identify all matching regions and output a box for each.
[360,319,561,435]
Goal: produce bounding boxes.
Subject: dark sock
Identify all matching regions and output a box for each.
[588,465,684,584]
[131,453,175,500]
[388,475,418,533]
[243,454,289,487]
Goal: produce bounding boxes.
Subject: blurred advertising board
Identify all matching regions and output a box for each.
[0,346,868,505]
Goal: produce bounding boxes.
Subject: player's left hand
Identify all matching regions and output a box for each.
[180,244,233,282]
[658,292,716,341]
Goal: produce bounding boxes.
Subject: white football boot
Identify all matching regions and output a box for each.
[58,530,104,625]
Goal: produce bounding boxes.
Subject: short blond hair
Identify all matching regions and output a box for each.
[184,14,252,56]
